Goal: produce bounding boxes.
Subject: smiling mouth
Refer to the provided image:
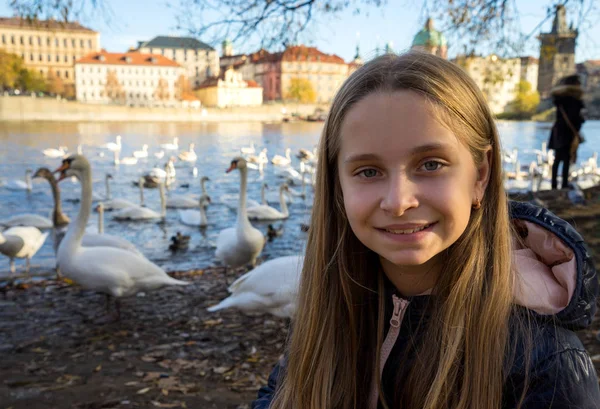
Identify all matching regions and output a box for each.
[379,222,436,235]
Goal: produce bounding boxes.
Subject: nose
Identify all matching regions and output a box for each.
[380,172,419,216]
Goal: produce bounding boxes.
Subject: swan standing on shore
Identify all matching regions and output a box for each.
[207,255,303,318]
[0,226,49,276]
[53,154,188,319]
[247,183,291,220]
[215,157,265,269]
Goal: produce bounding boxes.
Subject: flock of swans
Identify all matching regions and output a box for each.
[0,137,318,320]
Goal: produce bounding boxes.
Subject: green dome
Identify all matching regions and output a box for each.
[412,18,447,47]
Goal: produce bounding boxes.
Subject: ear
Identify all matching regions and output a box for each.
[475,145,493,200]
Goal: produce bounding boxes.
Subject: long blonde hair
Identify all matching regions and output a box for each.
[271,52,518,409]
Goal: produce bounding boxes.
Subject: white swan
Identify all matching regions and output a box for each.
[160,137,179,150]
[104,135,122,152]
[154,150,165,159]
[215,157,265,268]
[3,169,33,191]
[271,148,292,167]
[179,196,210,227]
[43,146,68,158]
[0,214,53,229]
[247,183,290,220]
[221,182,267,210]
[113,179,166,221]
[133,144,149,159]
[0,226,49,275]
[247,149,268,165]
[240,142,256,155]
[101,174,138,211]
[53,154,188,318]
[166,176,210,209]
[207,255,303,318]
[178,143,197,162]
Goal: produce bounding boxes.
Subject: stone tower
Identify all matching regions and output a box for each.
[537,5,577,98]
[222,39,233,57]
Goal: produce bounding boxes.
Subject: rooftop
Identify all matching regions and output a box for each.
[140,36,214,51]
[76,51,181,67]
[412,18,447,48]
[0,16,97,32]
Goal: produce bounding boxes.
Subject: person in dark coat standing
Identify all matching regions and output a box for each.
[548,75,585,189]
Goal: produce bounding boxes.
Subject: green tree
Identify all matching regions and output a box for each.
[16,68,47,93]
[46,70,65,95]
[286,78,316,104]
[508,80,540,119]
[0,50,24,90]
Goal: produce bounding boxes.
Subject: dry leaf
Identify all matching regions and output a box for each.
[137,387,151,394]
[94,365,102,372]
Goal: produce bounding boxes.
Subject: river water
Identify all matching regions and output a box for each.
[1,119,599,278]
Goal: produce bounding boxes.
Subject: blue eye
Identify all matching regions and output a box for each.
[421,161,444,171]
[359,169,379,178]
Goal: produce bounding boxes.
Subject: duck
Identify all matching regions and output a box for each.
[169,232,191,252]
[0,226,49,276]
[33,167,71,227]
[271,148,292,167]
[240,142,256,155]
[178,196,210,227]
[178,143,197,162]
[113,179,166,221]
[53,154,188,319]
[207,255,303,318]
[160,137,179,151]
[215,157,265,269]
[101,174,138,211]
[3,169,33,192]
[133,144,149,159]
[267,224,284,241]
[247,183,291,220]
[43,146,68,158]
[103,135,122,152]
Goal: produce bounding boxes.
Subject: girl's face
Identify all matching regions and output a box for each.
[338,91,490,283]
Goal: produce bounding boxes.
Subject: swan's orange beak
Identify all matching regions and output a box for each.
[53,162,70,182]
[225,163,237,173]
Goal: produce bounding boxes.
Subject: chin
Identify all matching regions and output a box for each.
[382,251,435,267]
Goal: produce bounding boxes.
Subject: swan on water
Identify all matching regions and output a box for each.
[179,196,211,227]
[113,179,166,221]
[247,183,291,221]
[2,169,33,191]
[271,148,292,167]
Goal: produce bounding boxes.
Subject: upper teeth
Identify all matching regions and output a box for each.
[385,224,430,234]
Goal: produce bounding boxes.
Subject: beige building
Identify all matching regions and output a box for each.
[0,17,99,89]
[136,36,219,88]
[195,67,262,107]
[75,51,186,107]
[455,54,538,114]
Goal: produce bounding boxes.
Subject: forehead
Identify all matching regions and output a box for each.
[338,91,462,159]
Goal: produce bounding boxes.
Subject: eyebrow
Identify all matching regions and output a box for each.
[343,143,453,164]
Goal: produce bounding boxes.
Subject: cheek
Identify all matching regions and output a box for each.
[340,180,377,224]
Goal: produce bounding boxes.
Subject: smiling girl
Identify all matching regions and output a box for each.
[253,52,600,409]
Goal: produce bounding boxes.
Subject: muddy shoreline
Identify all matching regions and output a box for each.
[2,187,600,409]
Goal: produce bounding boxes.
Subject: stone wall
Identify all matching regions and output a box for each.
[0,96,328,122]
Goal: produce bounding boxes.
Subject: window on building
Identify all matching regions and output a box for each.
[1,34,4,44]
[55,38,58,47]
[46,37,50,46]
[88,39,92,48]
[11,35,14,44]
[20,53,24,60]
[64,38,67,47]
[39,54,42,61]
[29,53,33,61]
[73,55,76,62]
[28,36,32,45]
[71,39,75,48]
[20,36,23,45]
[56,55,60,62]
[63,55,67,62]
[39,69,43,75]
[47,54,51,61]
[80,39,84,47]
[82,79,85,85]
[56,70,60,77]
[37,36,41,46]
[65,71,69,79]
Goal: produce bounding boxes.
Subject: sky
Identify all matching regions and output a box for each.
[1,0,599,63]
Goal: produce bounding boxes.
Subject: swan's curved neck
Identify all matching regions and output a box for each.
[63,168,92,252]
[159,183,166,217]
[98,206,104,234]
[200,204,208,226]
[105,175,111,200]
[236,167,251,228]
[26,172,32,191]
[139,179,145,206]
[279,186,289,216]
[47,175,68,224]
[201,179,207,195]
[261,184,267,205]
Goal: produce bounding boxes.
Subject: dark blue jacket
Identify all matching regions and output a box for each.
[252,201,600,409]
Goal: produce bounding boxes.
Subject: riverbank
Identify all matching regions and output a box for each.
[1,189,600,408]
[0,96,329,123]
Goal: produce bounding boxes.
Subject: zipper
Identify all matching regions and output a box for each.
[368,294,410,409]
